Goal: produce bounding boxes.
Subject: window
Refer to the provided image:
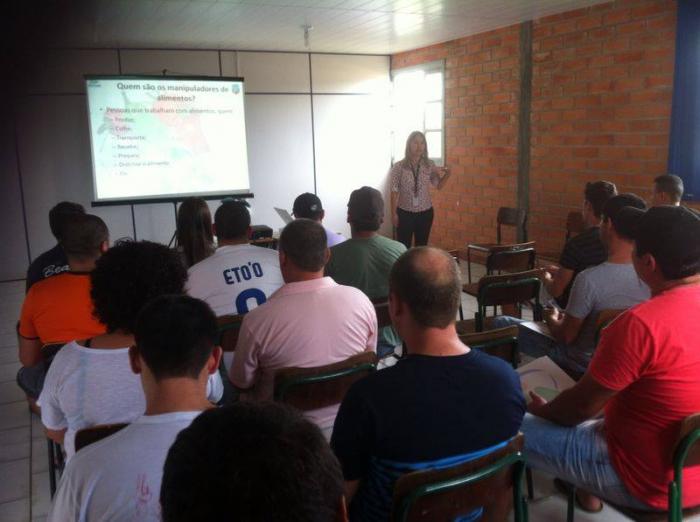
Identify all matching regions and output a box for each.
[390,60,445,165]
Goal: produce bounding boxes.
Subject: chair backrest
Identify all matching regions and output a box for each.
[486,248,536,275]
[593,309,626,345]
[497,207,528,243]
[670,414,700,520]
[217,314,244,352]
[476,270,543,331]
[565,211,585,241]
[373,300,392,329]
[391,433,527,522]
[273,351,378,411]
[459,326,519,369]
[75,423,128,452]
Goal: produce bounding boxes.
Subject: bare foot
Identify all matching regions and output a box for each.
[577,490,603,512]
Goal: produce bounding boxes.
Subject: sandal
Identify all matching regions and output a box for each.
[554,478,604,514]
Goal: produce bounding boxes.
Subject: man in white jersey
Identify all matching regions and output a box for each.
[186,199,283,316]
[48,295,222,522]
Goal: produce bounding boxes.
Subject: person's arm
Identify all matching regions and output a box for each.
[18,335,43,367]
[45,428,66,444]
[432,165,451,190]
[543,266,574,299]
[544,308,584,345]
[528,372,616,426]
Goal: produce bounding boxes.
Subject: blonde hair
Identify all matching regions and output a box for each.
[403,130,429,166]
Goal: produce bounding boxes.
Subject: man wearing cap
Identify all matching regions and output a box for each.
[186,200,284,317]
[292,192,346,248]
[523,205,700,513]
[325,187,406,357]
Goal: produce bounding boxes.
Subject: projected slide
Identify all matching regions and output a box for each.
[86,76,250,202]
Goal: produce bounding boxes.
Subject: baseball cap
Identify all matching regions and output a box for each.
[618,205,700,280]
[292,193,323,219]
[347,186,384,225]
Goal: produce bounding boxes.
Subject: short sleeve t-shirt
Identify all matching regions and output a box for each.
[331,350,525,520]
[589,284,700,509]
[25,244,69,292]
[48,411,202,522]
[19,272,106,343]
[326,235,406,347]
[38,341,222,460]
[564,262,650,367]
[557,226,607,307]
[185,244,284,316]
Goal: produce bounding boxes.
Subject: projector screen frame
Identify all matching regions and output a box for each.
[84,74,252,207]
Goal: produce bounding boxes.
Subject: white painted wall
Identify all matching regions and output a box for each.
[1,49,391,281]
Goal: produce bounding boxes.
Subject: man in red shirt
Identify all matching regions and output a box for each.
[525,205,700,513]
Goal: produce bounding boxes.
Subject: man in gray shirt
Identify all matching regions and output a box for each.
[495,194,650,375]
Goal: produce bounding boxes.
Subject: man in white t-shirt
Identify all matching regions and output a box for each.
[494,194,650,374]
[186,199,284,316]
[231,219,377,435]
[48,295,222,522]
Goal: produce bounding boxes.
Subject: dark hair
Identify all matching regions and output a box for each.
[602,193,647,240]
[279,219,327,272]
[60,214,109,261]
[654,174,684,204]
[91,241,187,333]
[390,247,461,328]
[160,402,344,522]
[176,198,214,268]
[134,295,217,380]
[49,201,85,240]
[584,181,617,218]
[292,193,324,221]
[635,206,700,280]
[214,200,251,240]
[348,186,384,232]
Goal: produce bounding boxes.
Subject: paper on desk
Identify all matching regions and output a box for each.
[519,321,556,341]
[517,356,576,403]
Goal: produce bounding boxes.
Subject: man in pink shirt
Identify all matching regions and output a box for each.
[524,205,700,513]
[230,218,377,434]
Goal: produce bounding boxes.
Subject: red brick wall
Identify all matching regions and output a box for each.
[393,24,522,250]
[391,0,677,255]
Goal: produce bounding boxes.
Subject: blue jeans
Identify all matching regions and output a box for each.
[491,316,588,375]
[522,414,654,510]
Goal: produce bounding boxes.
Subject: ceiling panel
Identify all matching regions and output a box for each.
[21,0,611,54]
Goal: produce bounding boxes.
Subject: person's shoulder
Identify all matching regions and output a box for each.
[332,283,373,304]
[375,234,407,253]
[466,350,521,383]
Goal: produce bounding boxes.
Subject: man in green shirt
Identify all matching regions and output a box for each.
[326,186,406,357]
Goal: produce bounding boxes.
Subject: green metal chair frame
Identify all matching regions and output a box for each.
[475,277,542,332]
[393,447,529,522]
[459,326,519,369]
[669,416,700,522]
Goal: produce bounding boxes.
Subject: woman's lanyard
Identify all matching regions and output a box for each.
[410,161,421,197]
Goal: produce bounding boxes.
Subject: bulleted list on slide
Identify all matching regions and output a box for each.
[86,77,250,202]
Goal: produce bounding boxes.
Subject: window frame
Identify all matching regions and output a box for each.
[390,59,446,166]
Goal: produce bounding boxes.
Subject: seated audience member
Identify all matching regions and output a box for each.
[524,205,700,512]
[331,247,526,521]
[651,174,684,207]
[38,241,222,460]
[293,192,346,247]
[175,196,215,268]
[544,181,617,307]
[230,219,377,434]
[494,194,650,375]
[48,295,221,522]
[186,199,283,316]
[17,214,108,402]
[26,201,85,292]
[161,402,348,522]
[325,186,406,357]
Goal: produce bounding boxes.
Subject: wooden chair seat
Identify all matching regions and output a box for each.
[273,351,377,411]
[75,423,128,452]
[391,433,527,522]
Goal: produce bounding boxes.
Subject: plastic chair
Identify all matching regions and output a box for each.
[217,314,244,352]
[74,423,128,452]
[390,433,528,522]
[273,351,377,411]
[459,326,519,369]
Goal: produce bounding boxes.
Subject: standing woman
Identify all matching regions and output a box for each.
[176,197,215,268]
[390,131,451,248]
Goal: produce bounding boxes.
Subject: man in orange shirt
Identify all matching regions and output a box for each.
[17,213,109,402]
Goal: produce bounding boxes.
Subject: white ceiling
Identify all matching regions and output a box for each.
[45,0,610,54]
